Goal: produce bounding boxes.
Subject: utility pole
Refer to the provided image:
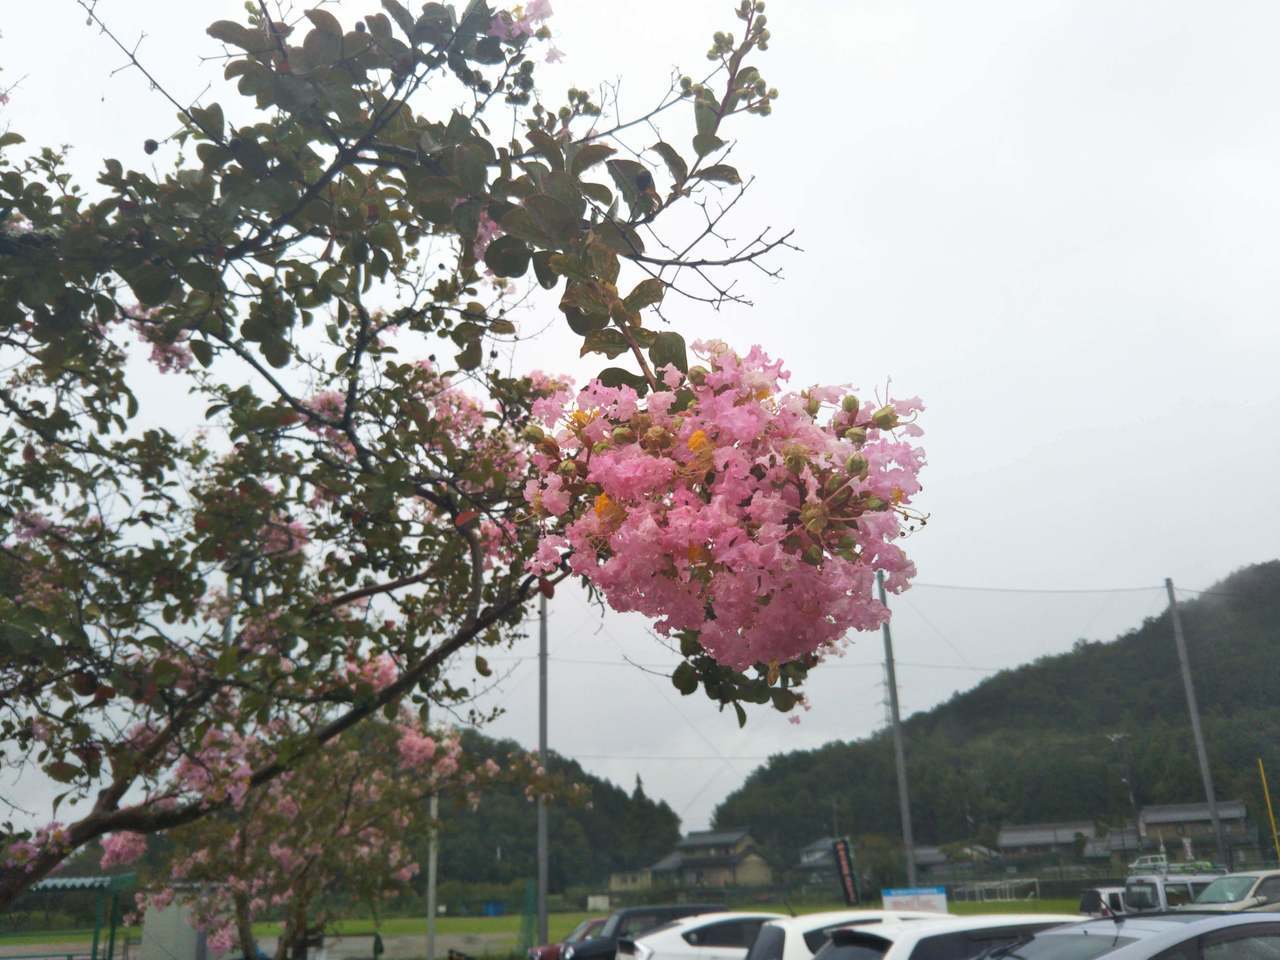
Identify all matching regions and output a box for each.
[536,593,549,946]
[1165,578,1228,868]
[878,571,917,886]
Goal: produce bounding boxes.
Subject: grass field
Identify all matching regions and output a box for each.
[0,901,1082,949]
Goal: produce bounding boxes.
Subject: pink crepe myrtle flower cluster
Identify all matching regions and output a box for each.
[473,209,502,261]
[100,831,148,868]
[3,822,70,874]
[259,515,309,556]
[524,341,925,670]
[125,305,194,374]
[11,509,52,542]
[488,0,552,42]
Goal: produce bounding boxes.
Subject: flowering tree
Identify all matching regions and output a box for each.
[99,715,571,960]
[0,0,925,906]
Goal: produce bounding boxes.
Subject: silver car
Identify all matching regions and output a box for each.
[977,912,1280,958]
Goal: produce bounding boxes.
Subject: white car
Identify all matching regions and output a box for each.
[619,912,786,960]
[813,914,1080,960]
[743,910,946,960]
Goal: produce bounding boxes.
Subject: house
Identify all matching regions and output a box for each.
[1082,824,1143,861]
[996,821,1097,858]
[650,829,773,888]
[1139,801,1249,842]
[608,868,653,893]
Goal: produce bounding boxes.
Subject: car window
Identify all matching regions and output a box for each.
[1204,927,1280,960]
[1196,875,1259,904]
[908,924,1060,960]
[1079,891,1101,914]
[805,922,884,955]
[687,921,758,948]
[744,926,786,960]
[1125,881,1159,911]
[813,933,890,960]
[1166,883,1193,907]
[620,915,663,938]
[971,934,1135,958]
[1256,878,1280,905]
[1151,944,1197,960]
[1106,893,1124,913]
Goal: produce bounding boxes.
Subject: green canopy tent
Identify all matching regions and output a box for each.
[9,875,137,960]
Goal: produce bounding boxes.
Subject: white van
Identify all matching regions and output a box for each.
[1077,886,1125,917]
[1124,873,1219,911]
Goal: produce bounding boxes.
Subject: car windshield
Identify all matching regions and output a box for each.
[1195,876,1258,904]
[983,935,1135,959]
[1124,882,1158,911]
[568,921,602,943]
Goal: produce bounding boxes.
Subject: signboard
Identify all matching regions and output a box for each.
[881,886,948,914]
[832,838,859,905]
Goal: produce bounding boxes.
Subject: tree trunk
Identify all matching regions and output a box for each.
[234,891,257,960]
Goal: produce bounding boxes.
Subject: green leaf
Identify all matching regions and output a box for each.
[770,688,798,711]
[733,701,748,727]
[598,366,650,396]
[624,278,665,311]
[564,307,608,336]
[692,133,727,157]
[524,194,580,244]
[579,328,631,359]
[672,661,699,695]
[650,141,688,185]
[606,158,652,211]
[579,181,614,207]
[305,9,344,36]
[207,20,259,51]
[525,128,564,171]
[0,132,25,149]
[189,339,215,368]
[692,164,741,185]
[570,143,616,177]
[189,103,225,141]
[455,144,489,194]
[499,207,556,246]
[483,235,531,278]
[125,265,175,307]
[304,27,343,66]
[591,220,645,256]
[456,338,483,370]
[531,251,560,290]
[381,0,417,37]
[694,98,720,138]
[45,761,80,784]
[649,331,688,374]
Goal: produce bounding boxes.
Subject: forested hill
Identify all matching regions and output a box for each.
[712,560,1280,869]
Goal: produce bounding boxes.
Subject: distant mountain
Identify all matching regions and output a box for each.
[712,560,1280,875]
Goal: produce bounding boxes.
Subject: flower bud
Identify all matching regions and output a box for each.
[611,426,636,445]
[841,395,860,415]
[823,473,845,495]
[800,502,828,534]
[687,365,709,386]
[803,545,823,566]
[844,427,867,446]
[631,412,652,435]
[845,454,868,478]
[804,393,821,416]
[643,426,671,450]
[871,405,899,430]
[522,424,545,443]
[557,460,578,478]
[592,441,612,456]
[864,495,888,511]
[538,436,560,457]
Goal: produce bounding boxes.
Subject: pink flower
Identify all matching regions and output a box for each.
[260,517,308,556]
[523,343,925,670]
[545,46,565,64]
[473,209,503,261]
[100,832,148,869]
[397,727,437,769]
[13,510,52,542]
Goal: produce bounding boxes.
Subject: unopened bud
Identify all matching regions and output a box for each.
[643,426,672,449]
[631,412,652,435]
[803,545,823,566]
[841,395,860,414]
[871,405,899,430]
[844,427,867,446]
[611,426,636,445]
[864,495,888,511]
[823,473,845,495]
[557,460,578,478]
[687,365,709,386]
[804,393,821,416]
[592,441,612,455]
[845,454,868,477]
[522,424,545,443]
[538,436,560,457]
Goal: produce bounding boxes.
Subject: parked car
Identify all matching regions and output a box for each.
[564,905,726,960]
[812,914,1078,960]
[743,910,944,960]
[957,911,1280,958]
[1079,887,1126,917]
[618,911,785,960]
[1124,873,1219,912]
[529,918,607,960]
[1186,869,1280,912]
[1128,855,1168,872]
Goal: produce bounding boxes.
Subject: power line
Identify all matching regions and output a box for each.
[914,581,1163,595]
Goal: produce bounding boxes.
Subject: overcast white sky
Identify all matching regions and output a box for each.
[4,1,1280,837]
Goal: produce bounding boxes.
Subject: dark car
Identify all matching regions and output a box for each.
[562,905,726,960]
[529,918,608,960]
